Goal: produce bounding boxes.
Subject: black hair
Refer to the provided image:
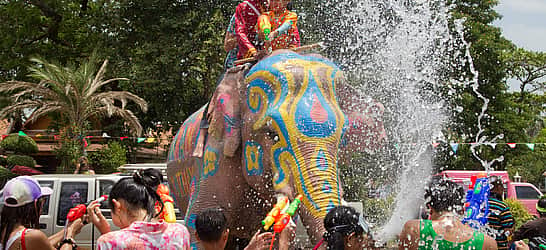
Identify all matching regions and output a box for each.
[538,196,546,217]
[195,208,227,243]
[109,168,164,220]
[424,179,464,213]
[323,206,364,250]
[0,200,42,250]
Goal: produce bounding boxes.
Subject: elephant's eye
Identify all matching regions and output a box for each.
[266,129,280,142]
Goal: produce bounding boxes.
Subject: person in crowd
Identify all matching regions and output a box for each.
[87,168,191,249]
[234,0,269,59]
[312,205,373,250]
[399,179,497,250]
[73,156,95,175]
[195,207,295,250]
[0,176,85,250]
[257,0,300,52]
[513,196,546,248]
[487,176,515,250]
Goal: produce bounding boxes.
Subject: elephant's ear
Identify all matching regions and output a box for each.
[207,66,247,157]
[336,80,387,154]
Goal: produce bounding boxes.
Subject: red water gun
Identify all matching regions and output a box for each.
[67,195,108,222]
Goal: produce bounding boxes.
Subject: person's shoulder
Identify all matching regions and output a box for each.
[167,223,190,234]
[481,233,498,250]
[24,229,53,250]
[24,229,48,241]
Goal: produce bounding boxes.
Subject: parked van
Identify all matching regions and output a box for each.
[26,174,183,249]
[438,170,543,216]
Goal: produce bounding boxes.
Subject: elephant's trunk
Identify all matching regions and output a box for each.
[292,144,342,247]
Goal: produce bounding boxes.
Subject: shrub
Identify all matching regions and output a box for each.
[6,154,36,168]
[0,134,38,154]
[89,141,127,174]
[505,198,535,230]
[0,166,17,189]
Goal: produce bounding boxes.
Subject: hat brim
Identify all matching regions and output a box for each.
[40,186,53,197]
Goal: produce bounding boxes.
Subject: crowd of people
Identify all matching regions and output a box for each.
[1,0,546,249]
[2,170,545,250]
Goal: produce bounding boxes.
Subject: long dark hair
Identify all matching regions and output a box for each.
[323,206,364,250]
[0,201,41,250]
[109,168,164,220]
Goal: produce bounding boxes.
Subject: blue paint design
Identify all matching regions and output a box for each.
[295,72,337,138]
[191,243,198,250]
[316,150,328,171]
[244,141,264,176]
[186,213,197,229]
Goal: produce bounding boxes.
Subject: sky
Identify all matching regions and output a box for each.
[493,0,546,91]
[493,0,546,52]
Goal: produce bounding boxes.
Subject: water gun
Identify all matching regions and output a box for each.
[257,15,272,41]
[157,184,176,223]
[262,195,302,250]
[462,173,490,229]
[67,195,108,222]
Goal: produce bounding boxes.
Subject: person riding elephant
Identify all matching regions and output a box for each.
[167,50,386,249]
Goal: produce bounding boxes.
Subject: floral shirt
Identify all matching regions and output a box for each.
[97,221,190,250]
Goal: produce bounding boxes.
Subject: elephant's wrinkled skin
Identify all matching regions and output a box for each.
[167,50,386,249]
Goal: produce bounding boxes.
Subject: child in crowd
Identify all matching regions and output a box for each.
[223,14,239,69]
[0,176,86,250]
[257,0,300,52]
[195,208,295,250]
[87,169,191,249]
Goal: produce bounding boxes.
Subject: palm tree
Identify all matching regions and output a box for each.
[0,55,148,156]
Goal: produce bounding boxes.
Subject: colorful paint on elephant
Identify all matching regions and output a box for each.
[202,146,219,179]
[244,141,264,176]
[245,53,348,218]
[168,105,205,162]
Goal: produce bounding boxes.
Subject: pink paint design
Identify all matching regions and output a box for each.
[310,94,328,123]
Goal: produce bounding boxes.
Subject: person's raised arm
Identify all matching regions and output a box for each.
[87,200,111,234]
[279,220,296,250]
[26,218,85,250]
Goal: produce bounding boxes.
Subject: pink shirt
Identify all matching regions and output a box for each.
[97,221,191,250]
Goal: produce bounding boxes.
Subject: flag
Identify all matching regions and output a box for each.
[526,143,535,151]
[450,143,459,153]
[146,138,156,143]
[432,142,440,148]
[18,131,27,136]
[137,138,146,143]
[507,143,516,149]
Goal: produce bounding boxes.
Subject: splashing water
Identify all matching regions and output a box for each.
[303,0,493,242]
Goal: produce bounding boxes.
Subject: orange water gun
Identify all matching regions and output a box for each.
[262,195,303,250]
[156,184,176,223]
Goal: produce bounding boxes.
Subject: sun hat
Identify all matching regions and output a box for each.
[1,176,53,207]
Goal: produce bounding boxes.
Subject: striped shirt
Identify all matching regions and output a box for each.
[487,197,515,250]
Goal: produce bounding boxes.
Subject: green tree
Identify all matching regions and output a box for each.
[0,55,147,170]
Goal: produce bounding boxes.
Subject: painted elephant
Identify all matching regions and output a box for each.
[167,50,386,249]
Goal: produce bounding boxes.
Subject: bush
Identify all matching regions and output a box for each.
[0,134,38,154]
[505,198,535,230]
[89,142,127,174]
[0,166,17,189]
[7,154,36,168]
